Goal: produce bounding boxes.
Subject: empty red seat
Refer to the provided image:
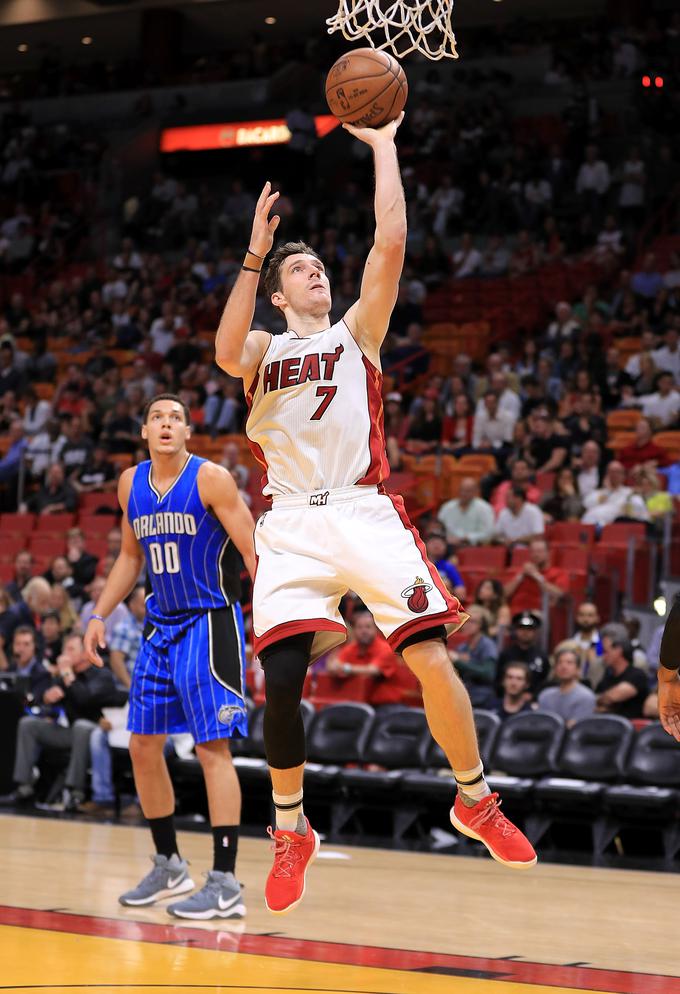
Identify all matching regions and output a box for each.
[554,546,590,571]
[510,547,532,568]
[0,513,36,534]
[546,522,596,547]
[457,546,507,571]
[28,536,66,559]
[0,536,29,560]
[35,513,76,533]
[78,516,118,536]
[79,493,120,514]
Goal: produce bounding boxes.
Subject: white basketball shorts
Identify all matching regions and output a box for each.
[252,485,469,662]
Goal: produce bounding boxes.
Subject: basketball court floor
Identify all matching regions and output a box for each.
[1,814,678,994]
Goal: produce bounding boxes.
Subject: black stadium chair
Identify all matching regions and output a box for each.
[599,723,680,859]
[527,714,634,847]
[485,711,565,810]
[305,702,375,790]
[333,707,429,839]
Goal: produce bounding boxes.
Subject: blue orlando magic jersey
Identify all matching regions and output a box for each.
[127,454,242,619]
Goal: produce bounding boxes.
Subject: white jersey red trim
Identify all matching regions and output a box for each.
[245,319,389,498]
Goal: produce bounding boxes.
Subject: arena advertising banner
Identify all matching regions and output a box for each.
[160,115,340,152]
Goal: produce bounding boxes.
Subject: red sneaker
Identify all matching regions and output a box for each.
[264,818,320,914]
[450,793,537,869]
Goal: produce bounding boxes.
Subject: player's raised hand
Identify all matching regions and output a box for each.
[249,181,281,258]
[658,668,680,742]
[342,111,404,147]
[84,618,107,668]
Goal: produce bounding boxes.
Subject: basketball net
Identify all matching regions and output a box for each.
[327,0,459,61]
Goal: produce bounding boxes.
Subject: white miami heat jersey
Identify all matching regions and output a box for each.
[245,319,389,497]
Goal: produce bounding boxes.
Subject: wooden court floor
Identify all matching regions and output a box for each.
[0,813,678,994]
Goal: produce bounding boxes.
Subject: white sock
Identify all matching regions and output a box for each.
[273,789,306,833]
[453,762,491,806]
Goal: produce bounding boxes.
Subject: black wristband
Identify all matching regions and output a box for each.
[247,247,264,260]
[242,264,261,273]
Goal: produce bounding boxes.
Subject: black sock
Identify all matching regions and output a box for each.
[148,814,178,859]
[212,825,239,874]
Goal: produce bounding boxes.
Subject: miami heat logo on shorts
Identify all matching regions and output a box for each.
[401,576,433,614]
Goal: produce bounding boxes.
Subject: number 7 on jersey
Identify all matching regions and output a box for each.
[310,385,337,421]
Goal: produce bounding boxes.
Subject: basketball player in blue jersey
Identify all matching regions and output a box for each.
[84,393,256,920]
[216,114,536,915]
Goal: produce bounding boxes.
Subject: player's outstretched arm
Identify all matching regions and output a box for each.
[344,113,406,358]
[83,468,145,667]
[658,596,680,741]
[197,462,257,579]
[215,181,279,383]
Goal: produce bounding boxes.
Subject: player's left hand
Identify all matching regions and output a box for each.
[84,619,107,668]
[658,667,680,741]
[342,111,404,146]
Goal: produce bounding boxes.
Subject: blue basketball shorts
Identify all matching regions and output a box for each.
[127,602,248,743]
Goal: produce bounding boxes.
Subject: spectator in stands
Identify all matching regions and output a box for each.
[639,371,680,428]
[479,235,510,277]
[491,458,541,515]
[0,576,51,646]
[0,418,27,497]
[25,418,66,480]
[79,575,130,643]
[617,146,646,228]
[595,214,625,262]
[540,467,584,522]
[451,232,481,278]
[651,327,680,380]
[0,632,120,809]
[495,486,545,546]
[595,629,648,719]
[631,252,663,300]
[522,408,569,474]
[403,391,442,455]
[441,393,474,455]
[0,627,52,707]
[0,342,24,397]
[473,579,511,639]
[492,662,534,720]
[600,346,633,408]
[573,439,604,499]
[509,229,542,277]
[22,385,51,437]
[437,477,494,546]
[26,462,77,515]
[449,604,497,705]
[219,441,249,491]
[564,391,607,451]
[60,417,94,476]
[544,301,581,351]
[537,647,595,726]
[72,442,117,494]
[108,586,145,690]
[622,615,650,675]
[100,398,141,455]
[472,391,514,457]
[576,144,610,218]
[6,550,34,602]
[570,601,604,688]
[633,465,673,528]
[41,612,63,666]
[619,418,669,469]
[423,529,466,600]
[504,537,569,613]
[106,528,122,559]
[48,582,78,635]
[625,329,659,378]
[65,528,99,590]
[326,608,400,707]
[495,612,550,693]
[581,460,649,526]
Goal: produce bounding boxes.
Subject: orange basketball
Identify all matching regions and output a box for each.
[325,48,408,128]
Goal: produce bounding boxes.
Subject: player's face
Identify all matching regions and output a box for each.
[274,254,331,318]
[142,401,190,455]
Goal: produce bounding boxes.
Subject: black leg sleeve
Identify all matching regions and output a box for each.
[660,597,680,671]
[259,633,314,769]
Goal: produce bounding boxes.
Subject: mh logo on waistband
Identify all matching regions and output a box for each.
[309,491,330,506]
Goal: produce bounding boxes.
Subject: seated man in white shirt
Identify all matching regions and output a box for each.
[495,486,545,546]
[651,328,680,381]
[438,477,495,547]
[581,460,650,527]
[472,391,515,453]
[639,371,680,428]
[574,440,603,498]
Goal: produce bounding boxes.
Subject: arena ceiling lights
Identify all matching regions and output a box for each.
[160,115,340,152]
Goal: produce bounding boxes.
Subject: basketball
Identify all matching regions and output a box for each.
[325,48,408,128]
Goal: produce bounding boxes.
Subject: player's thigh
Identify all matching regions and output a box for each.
[342,493,461,644]
[252,507,346,638]
[170,608,249,746]
[128,635,188,738]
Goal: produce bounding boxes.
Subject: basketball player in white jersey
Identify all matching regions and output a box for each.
[216,113,537,914]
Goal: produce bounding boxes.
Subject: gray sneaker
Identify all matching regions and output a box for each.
[167,871,246,920]
[119,854,195,907]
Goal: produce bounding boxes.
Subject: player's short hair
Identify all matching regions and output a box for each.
[263,241,321,302]
[143,393,190,425]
